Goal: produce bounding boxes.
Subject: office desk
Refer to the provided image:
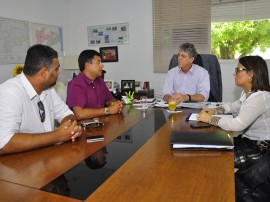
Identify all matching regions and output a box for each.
[86,110,235,202]
[0,108,235,201]
[0,107,155,189]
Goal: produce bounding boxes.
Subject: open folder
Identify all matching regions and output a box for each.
[170,131,234,150]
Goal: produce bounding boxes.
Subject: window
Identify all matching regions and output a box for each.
[211,0,270,59]
[153,0,270,72]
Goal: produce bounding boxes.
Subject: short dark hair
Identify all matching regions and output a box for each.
[239,55,270,92]
[84,156,107,169]
[179,43,198,58]
[78,50,101,72]
[23,44,58,76]
[84,147,107,169]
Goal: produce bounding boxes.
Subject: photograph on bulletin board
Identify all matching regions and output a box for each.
[88,23,129,46]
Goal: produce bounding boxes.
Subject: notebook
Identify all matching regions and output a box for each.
[185,113,233,121]
[170,131,234,150]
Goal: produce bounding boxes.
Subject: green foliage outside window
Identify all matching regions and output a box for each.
[211,20,270,59]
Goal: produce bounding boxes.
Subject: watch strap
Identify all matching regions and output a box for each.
[187,94,191,102]
[104,107,110,115]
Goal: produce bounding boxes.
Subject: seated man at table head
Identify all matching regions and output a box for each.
[66,49,123,120]
[162,43,210,103]
[197,55,270,201]
[0,44,82,155]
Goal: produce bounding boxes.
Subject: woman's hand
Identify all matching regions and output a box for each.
[197,110,212,123]
[201,107,216,115]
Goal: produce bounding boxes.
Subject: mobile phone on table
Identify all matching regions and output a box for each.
[86,135,104,143]
[80,121,104,129]
[190,122,211,129]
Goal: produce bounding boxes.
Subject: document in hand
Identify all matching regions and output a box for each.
[170,131,234,150]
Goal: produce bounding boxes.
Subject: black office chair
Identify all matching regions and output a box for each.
[168,54,222,102]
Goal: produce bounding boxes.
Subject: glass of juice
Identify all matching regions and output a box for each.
[168,98,177,113]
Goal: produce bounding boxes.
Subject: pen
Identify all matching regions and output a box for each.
[207,102,220,106]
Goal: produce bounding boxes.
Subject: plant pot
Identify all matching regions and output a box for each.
[126,98,133,105]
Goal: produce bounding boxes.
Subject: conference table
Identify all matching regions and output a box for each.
[0,106,235,202]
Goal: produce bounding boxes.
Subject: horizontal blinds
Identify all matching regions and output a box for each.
[153,0,211,73]
[212,0,270,22]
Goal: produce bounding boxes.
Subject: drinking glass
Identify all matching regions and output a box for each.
[168,98,177,113]
[140,96,148,110]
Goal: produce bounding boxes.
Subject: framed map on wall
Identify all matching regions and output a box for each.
[0,17,64,64]
[29,23,64,56]
[0,17,30,64]
[87,22,129,46]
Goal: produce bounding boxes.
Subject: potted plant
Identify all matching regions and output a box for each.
[125,91,134,105]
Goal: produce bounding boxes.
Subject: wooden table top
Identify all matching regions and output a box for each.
[0,107,235,202]
[0,180,80,202]
[86,111,235,202]
[0,106,154,189]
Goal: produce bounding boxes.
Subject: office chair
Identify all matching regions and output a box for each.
[54,81,67,102]
[168,54,222,102]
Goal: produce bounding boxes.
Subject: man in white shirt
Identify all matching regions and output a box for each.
[163,43,210,103]
[0,44,82,154]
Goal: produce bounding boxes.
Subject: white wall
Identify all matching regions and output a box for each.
[0,0,269,102]
[0,0,72,84]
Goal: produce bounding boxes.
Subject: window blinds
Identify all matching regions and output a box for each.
[152,0,211,73]
[212,0,270,22]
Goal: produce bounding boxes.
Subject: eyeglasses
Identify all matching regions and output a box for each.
[235,67,248,74]
[37,101,45,122]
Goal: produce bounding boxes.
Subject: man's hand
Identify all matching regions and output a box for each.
[171,93,188,104]
[108,101,123,114]
[57,119,82,142]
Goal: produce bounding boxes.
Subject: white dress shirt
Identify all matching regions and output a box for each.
[0,73,73,149]
[162,64,210,101]
[219,91,270,140]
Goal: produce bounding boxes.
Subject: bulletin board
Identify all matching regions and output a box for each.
[87,23,129,46]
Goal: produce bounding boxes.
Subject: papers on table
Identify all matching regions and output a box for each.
[186,113,233,121]
[133,98,157,107]
[165,110,182,113]
[154,101,209,109]
[180,102,207,109]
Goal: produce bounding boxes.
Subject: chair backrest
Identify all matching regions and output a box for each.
[168,54,222,102]
[54,81,67,102]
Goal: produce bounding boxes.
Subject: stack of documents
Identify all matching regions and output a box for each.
[133,98,157,107]
[154,101,207,109]
[170,131,234,150]
[186,113,233,121]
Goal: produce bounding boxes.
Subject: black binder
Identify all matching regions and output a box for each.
[170,131,234,150]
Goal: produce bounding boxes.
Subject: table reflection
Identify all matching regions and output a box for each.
[42,109,166,200]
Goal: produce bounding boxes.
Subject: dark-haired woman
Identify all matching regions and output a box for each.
[198,56,270,202]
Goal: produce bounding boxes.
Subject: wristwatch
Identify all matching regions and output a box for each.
[104,107,110,115]
[187,94,191,102]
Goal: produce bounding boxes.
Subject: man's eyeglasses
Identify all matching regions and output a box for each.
[37,101,45,122]
[235,67,248,74]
